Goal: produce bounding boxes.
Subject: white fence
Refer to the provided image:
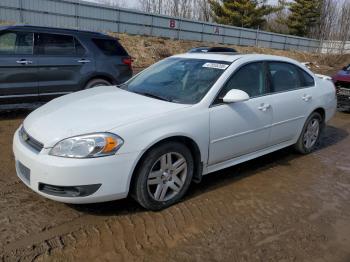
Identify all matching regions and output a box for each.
[0,0,348,53]
[321,41,350,54]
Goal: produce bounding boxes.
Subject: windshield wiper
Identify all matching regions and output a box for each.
[116,83,128,89]
[135,91,172,102]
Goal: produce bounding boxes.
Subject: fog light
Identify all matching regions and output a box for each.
[38,183,101,197]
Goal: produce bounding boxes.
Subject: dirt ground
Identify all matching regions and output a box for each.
[0,36,350,261]
[0,110,350,262]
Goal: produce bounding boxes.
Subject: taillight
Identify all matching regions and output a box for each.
[122,57,132,70]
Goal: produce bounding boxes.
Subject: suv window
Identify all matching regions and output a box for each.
[37,33,77,56]
[75,39,86,56]
[215,62,266,104]
[0,31,33,55]
[92,38,128,56]
[268,62,313,92]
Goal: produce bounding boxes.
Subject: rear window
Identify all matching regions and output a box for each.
[92,38,127,56]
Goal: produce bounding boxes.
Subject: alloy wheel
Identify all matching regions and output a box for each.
[147,152,188,202]
[303,118,320,149]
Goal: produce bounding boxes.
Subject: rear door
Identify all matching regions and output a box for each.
[36,32,94,101]
[267,61,316,145]
[0,30,38,104]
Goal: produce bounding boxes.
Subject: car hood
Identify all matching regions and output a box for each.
[23,86,190,147]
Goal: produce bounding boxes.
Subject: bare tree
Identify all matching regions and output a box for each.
[139,0,162,13]
[338,2,350,53]
[87,0,129,8]
[138,0,212,21]
[196,0,211,22]
[318,0,350,54]
[265,0,289,34]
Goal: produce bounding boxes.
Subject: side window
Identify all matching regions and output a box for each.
[298,68,315,87]
[92,38,128,56]
[0,31,33,55]
[75,38,86,56]
[37,33,76,56]
[215,62,266,104]
[268,62,303,92]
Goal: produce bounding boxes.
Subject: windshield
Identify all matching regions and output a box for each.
[121,58,230,104]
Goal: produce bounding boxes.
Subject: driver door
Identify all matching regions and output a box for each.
[208,62,273,165]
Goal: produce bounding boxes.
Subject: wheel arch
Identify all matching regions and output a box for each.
[82,74,116,89]
[313,107,326,122]
[128,135,203,196]
[294,106,326,146]
[312,107,326,129]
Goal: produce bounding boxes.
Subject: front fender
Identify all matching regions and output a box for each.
[113,107,209,165]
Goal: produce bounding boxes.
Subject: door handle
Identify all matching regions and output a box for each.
[302,94,312,102]
[16,60,33,65]
[258,103,271,112]
[77,59,91,64]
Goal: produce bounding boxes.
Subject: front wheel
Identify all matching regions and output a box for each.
[294,112,323,154]
[132,142,194,211]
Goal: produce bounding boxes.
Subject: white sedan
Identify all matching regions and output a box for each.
[13,53,337,210]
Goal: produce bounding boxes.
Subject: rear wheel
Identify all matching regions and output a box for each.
[294,112,323,154]
[132,142,194,211]
[84,78,111,89]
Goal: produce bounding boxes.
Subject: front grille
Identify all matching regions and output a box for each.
[19,127,44,153]
[16,161,31,184]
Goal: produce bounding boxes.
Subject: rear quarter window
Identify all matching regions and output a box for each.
[92,38,128,56]
[298,68,315,87]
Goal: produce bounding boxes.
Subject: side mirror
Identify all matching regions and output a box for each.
[222,89,250,103]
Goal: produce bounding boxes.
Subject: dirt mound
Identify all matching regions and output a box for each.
[115,33,350,76]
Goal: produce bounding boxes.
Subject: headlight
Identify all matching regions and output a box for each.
[49,133,124,158]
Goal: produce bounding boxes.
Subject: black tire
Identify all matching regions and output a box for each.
[294,112,323,154]
[132,142,194,211]
[84,78,111,89]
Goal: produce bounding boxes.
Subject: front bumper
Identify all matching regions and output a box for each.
[13,129,140,204]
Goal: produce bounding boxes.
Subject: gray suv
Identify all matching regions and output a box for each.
[0,25,132,105]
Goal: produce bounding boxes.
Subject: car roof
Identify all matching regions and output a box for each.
[173,53,243,62]
[0,25,113,38]
[188,46,237,53]
[173,53,301,64]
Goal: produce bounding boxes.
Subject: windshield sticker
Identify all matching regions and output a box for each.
[202,63,229,70]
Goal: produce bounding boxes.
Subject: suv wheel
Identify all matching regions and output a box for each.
[132,142,194,211]
[84,79,111,89]
[294,112,323,154]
